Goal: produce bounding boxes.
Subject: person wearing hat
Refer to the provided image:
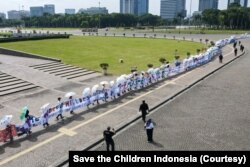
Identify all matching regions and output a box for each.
[103,126,116,151]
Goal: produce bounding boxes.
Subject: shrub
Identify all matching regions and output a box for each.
[147,64,153,68]
[100,63,109,75]
[159,57,166,64]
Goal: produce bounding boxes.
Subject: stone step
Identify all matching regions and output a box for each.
[0,83,33,92]
[0,76,15,81]
[0,85,40,96]
[0,74,9,78]
[43,65,75,72]
[73,72,102,82]
[0,73,8,76]
[60,70,94,78]
[0,80,27,88]
[49,66,82,74]
[55,68,88,76]
[66,71,96,79]
[0,78,20,84]
[29,62,60,68]
[34,63,66,70]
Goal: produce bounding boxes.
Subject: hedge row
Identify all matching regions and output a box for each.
[0,34,70,43]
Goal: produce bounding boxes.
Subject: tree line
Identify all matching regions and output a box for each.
[0,3,250,30]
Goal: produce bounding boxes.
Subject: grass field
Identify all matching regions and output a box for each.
[0,36,204,75]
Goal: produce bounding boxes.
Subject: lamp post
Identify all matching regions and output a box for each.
[98,1,101,29]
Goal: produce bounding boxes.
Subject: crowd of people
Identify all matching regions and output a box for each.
[0,35,243,143]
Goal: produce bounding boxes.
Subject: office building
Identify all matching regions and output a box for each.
[0,12,6,19]
[160,0,186,19]
[78,7,108,15]
[7,10,21,19]
[19,10,30,17]
[199,0,218,11]
[228,0,248,7]
[44,4,55,15]
[30,6,44,17]
[65,9,76,14]
[120,0,149,16]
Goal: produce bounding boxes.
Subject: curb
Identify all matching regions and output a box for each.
[54,49,246,167]
[0,47,61,62]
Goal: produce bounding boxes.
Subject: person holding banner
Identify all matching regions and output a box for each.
[56,97,64,120]
[69,96,75,114]
[103,126,116,151]
[0,115,16,143]
[41,103,50,128]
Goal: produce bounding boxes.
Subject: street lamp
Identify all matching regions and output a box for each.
[98,1,101,29]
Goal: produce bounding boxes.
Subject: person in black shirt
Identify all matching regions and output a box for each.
[240,45,244,52]
[219,54,223,63]
[139,100,149,123]
[234,48,238,56]
[103,126,115,151]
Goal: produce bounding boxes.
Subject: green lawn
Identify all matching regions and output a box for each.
[0,36,204,75]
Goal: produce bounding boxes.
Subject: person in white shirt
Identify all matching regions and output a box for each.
[144,119,155,143]
[56,97,64,120]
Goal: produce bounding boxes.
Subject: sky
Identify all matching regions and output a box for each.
[0,0,235,16]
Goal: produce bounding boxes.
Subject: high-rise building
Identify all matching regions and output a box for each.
[44,4,55,15]
[160,0,186,19]
[30,6,44,17]
[65,9,76,14]
[120,0,149,16]
[7,10,21,19]
[19,10,30,17]
[78,7,108,15]
[7,10,29,19]
[199,0,218,11]
[228,0,248,7]
[0,12,6,19]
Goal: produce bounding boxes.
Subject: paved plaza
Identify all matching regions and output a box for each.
[0,32,248,166]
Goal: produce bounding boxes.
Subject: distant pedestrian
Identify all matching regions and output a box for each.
[239,41,241,46]
[233,42,237,48]
[139,100,149,122]
[56,97,64,120]
[234,48,238,56]
[219,54,223,63]
[103,126,115,151]
[240,45,244,52]
[144,119,156,143]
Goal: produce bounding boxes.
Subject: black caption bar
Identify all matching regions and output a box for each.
[69,151,249,167]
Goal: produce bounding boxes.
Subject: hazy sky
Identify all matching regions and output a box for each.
[0,0,234,16]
